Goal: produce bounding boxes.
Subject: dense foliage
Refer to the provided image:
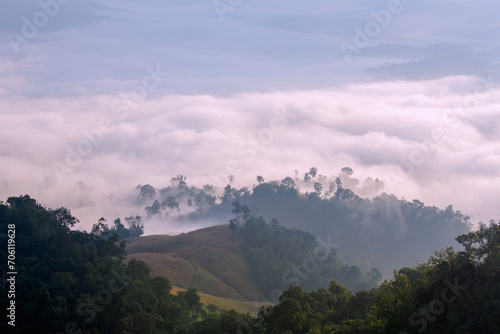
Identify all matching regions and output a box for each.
[239,214,381,299]
[196,221,500,333]
[140,169,471,277]
[0,196,204,333]
[0,195,497,333]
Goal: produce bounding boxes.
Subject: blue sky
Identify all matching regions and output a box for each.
[1,0,500,231]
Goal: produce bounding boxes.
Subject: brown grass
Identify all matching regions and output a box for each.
[172,286,273,315]
[127,224,265,302]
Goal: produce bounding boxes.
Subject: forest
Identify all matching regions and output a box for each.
[237,212,381,298]
[137,168,471,277]
[1,194,499,333]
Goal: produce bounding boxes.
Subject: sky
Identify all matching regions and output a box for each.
[1,0,500,232]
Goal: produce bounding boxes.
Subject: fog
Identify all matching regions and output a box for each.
[1,0,500,233]
[1,75,499,233]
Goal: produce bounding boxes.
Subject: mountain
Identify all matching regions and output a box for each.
[138,170,471,279]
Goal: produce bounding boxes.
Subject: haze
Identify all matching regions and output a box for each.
[1,0,500,232]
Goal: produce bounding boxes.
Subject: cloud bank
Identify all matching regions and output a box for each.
[1,0,500,232]
[1,75,500,232]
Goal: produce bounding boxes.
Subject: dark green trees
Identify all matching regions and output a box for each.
[0,195,202,333]
[194,221,500,334]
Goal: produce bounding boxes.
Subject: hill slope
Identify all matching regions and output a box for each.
[126,224,266,302]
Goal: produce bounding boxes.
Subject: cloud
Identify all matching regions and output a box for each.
[1,0,500,233]
[2,0,499,97]
[1,75,500,233]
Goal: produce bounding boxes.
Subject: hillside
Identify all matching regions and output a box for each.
[125,215,381,310]
[171,286,272,315]
[135,169,472,280]
[126,224,266,302]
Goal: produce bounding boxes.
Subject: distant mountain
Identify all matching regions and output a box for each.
[360,43,500,80]
[135,169,472,279]
[367,53,495,80]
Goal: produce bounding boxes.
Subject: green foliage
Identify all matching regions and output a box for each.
[195,221,500,334]
[0,195,203,333]
[104,216,145,240]
[240,215,381,300]
[1,194,498,334]
[124,215,145,238]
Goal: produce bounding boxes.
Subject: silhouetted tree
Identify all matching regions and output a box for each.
[145,200,161,218]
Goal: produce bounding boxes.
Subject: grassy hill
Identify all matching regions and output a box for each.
[126,224,266,304]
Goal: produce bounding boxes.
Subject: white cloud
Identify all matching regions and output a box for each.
[1,76,499,232]
[1,0,500,233]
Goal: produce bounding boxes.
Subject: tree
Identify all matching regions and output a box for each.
[91,217,109,238]
[109,218,131,239]
[203,184,215,193]
[328,280,353,308]
[265,286,314,334]
[125,215,144,237]
[222,185,236,203]
[365,268,383,287]
[49,207,79,228]
[303,167,318,182]
[281,177,297,190]
[334,177,356,200]
[138,184,156,201]
[171,174,188,192]
[177,288,201,316]
[313,182,322,195]
[161,196,179,213]
[151,276,172,311]
[257,175,265,184]
[145,200,161,218]
[341,167,354,176]
[309,167,318,178]
[456,220,500,262]
[228,201,251,231]
[232,201,250,221]
[126,258,153,281]
[324,180,337,197]
[194,192,216,209]
[229,218,238,232]
[375,271,411,327]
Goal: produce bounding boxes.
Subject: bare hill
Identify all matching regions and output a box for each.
[126,224,265,302]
